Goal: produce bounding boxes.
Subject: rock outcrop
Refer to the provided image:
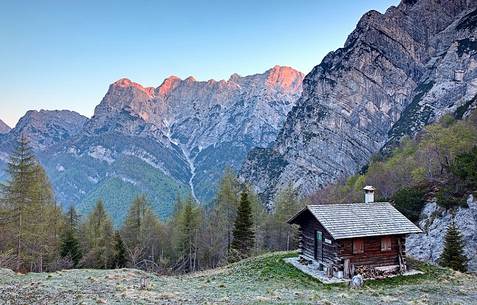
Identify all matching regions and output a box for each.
[407,195,477,272]
[240,0,477,204]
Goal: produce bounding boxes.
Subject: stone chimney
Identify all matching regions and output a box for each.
[363,185,375,203]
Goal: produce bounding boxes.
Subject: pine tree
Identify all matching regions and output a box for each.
[60,206,82,267]
[230,191,255,262]
[64,206,81,233]
[440,221,468,272]
[111,231,127,268]
[60,229,82,267]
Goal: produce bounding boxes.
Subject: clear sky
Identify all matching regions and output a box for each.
[0,0,398,127]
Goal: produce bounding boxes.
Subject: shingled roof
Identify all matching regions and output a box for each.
[288,202,422,240]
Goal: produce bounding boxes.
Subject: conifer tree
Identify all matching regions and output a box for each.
[111,231,127,268]
[230,191,255,261]
[1,135,36,271]
[60,229,82,267]
[60,207,82,267]
[1,135,61,271]
[216,169,240,251]
[265,184,302,251]
[174,196,201,272]
[121,195,162,265]
[81,200,114,268]
[440,221,468,272]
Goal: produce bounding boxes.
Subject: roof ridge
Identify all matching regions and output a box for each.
[308,201,390,206]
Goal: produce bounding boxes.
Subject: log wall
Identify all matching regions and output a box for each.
[338,235,405,268]
[295,211,339,266]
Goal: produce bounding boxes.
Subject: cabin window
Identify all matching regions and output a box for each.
[352,239,364,254]
[381,237,392,252]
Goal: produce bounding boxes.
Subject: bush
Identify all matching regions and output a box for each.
[436,187,467,209]
[391,187,426,222]
[450,147,477,188]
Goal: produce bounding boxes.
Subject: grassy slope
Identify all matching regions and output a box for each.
[0,252,476,305]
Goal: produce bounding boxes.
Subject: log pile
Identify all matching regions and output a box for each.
[355,265,400,279]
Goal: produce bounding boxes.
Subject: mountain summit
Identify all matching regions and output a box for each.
[0,119,10,134]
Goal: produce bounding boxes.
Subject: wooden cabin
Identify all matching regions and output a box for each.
[287,186,422,278]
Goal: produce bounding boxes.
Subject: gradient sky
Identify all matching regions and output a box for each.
[0,0,398,127]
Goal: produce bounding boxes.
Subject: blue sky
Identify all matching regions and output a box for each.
[0,0,398,127]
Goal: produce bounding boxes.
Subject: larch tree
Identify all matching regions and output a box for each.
[245,184,266,254]
[440,221,468,272]
[81,200,114,269]
[174,196,201,272]
[212,168,240,258]
[230,191,255,262]
[265,184,302,251]
[121,195,163,266]
[1,135,36,271]
[0,135,61,272]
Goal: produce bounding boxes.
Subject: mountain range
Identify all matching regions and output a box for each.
[0,66,303,224]
[1,0,476,223]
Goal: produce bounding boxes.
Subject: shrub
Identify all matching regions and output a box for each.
[391,187,426,222]
[436,187,467,209]
[450,147,477,188]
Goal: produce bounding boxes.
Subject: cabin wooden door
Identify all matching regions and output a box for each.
[314,230,323,262]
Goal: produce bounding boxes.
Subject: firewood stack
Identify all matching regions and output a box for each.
[355,265,399,279]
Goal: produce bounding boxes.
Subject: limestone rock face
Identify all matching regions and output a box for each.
[406,195,477,272]
[240,0,477,204]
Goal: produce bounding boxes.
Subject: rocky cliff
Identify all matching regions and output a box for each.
[240,0,477,204]
[407,195,477,272]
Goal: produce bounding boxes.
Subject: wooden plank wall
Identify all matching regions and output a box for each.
[296,211,338,266]
[338,235,405,268]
